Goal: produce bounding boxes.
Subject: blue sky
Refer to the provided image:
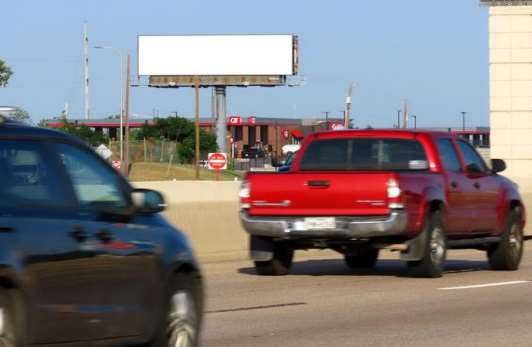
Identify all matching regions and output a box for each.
[1,0,488,128]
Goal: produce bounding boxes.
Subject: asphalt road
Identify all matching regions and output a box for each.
[201,246,532,346]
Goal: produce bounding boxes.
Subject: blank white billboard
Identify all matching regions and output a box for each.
[138,35,295,76]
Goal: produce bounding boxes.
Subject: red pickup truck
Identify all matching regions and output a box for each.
[239,130,525,278]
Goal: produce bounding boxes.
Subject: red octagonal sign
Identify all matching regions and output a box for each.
[207,152,227,170]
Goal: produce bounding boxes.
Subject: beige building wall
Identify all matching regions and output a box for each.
[490,5,532,193]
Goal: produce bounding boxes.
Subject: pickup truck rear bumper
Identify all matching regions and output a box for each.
[240,210,408,239]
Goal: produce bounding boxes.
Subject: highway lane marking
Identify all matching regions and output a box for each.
[439,280,531,290]
[206,302,307,314]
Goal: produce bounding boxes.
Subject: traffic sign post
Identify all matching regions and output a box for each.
[207,152,228,181]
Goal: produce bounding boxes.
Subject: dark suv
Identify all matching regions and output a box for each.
[0,118,203,346]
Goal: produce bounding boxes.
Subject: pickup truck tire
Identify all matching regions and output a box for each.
[0,290,25,347]
[344,249,379,269]
[254,242,294,276]
[487,209,523,271]
[407,211,447,278]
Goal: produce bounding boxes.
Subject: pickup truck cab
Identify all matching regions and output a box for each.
[239,130,525,278]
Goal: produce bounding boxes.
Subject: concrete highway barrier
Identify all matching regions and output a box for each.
[133,181,249,262]
[133,181,532,263]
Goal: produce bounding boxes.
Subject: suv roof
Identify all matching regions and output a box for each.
[0,116,85,145]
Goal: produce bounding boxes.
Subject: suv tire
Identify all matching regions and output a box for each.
[254,241,294,276]
[150,274,202,347]
[488,209,524,271]
[344,249,379,269]
[407,211,447,278]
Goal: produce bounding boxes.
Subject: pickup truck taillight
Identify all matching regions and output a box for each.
[387,179,404,209]
[239,181,251,209]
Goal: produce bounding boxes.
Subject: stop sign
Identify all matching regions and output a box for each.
[207,152,227,170]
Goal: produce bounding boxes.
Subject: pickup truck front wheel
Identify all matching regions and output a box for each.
[407,211,447,278]
[254,241,294,276]
[488,209,523,271]
[344,249,379,269]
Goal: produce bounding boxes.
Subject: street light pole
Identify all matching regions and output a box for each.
[461,111,466,132]
[94,45,124,163]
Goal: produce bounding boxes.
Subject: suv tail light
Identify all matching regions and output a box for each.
[387,178,404,209]
[239,181,251,209]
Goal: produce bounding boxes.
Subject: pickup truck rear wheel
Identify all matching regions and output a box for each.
[254,242,294,276]
[344,249,379,269]
[407,211,447,278]
[487,209,523,271]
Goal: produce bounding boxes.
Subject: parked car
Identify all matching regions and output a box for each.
[0,116,203,346]
[239,129,525,278]
[241,147,268,159]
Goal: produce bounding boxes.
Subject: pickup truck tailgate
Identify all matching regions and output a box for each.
[248,172,394,216]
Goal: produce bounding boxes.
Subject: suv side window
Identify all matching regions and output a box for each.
[458,140,488,174]
[55,143,129,211]
[0,140,69,208]
[437,139,461,172]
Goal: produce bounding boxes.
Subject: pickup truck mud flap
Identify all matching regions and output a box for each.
[400,230,427,261]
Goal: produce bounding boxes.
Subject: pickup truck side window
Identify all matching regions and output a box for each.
[458,140,488,174]
[300,138,427,171]
[437,139,461,172]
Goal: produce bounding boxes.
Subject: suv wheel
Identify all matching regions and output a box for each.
[407,211,447,278]
[344,249,379,269]
[488,209,524,271]
[254,242,294,276]
[151,274,202,347]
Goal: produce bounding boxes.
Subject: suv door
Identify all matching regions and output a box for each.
[457,140,499,233]
[0,139,100,344]
[54,142,164,340]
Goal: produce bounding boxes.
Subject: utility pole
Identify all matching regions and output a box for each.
[195,78,201,180]
[396,110,401,128]
[461,111,466,131]
[83,22,90,120]
[322,111,330,130]
[123,54,131,177]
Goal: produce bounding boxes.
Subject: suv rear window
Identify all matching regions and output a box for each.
[300,138,427,171]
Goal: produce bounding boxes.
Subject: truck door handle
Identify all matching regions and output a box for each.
[96,229,113,243]
[70,227,88,242]
[473,182,480,189]
[307,180,330,188]
[451,181,458,188]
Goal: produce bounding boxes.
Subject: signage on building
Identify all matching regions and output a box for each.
[228,116,242,125]
[248,116,256,125]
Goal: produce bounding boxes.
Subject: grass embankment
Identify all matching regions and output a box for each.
[128,162,243,181]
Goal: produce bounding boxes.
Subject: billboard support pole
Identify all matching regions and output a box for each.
[215,86,227,154]
[195,77,201,180]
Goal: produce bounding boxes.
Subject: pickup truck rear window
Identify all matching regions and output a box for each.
[300,138,427,171]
